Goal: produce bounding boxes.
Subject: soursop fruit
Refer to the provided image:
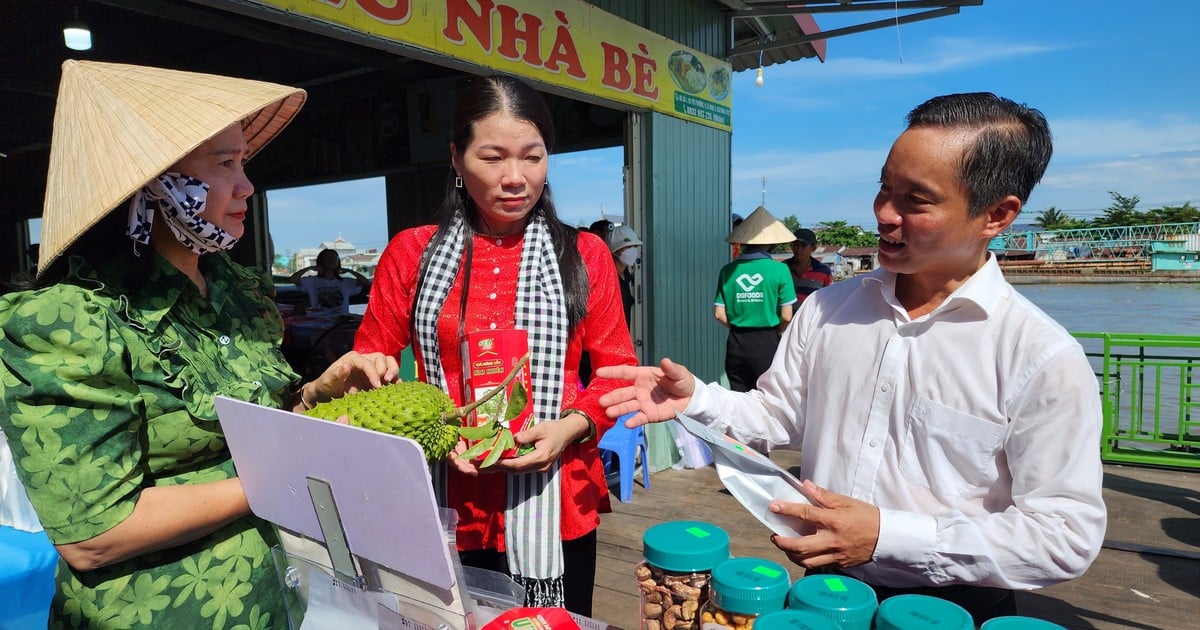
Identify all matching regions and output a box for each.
[303,353,529,466]
[304,381,461,460]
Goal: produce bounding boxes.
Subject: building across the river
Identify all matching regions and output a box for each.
[989,221,1200,282]
[284,236,381,277]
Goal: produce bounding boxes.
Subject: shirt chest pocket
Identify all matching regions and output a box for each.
[899,396,1005,497]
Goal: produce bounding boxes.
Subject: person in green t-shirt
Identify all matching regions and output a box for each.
[714,206,798,391]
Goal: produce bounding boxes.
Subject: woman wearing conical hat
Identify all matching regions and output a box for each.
[714,206,798,391]
[0,61,397,628]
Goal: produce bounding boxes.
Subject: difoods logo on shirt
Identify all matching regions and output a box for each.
[736,273,763,292]
[735,273,765,301]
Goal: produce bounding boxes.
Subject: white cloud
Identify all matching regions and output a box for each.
[1024,113,1200,212]
[267,177,389,252]
[765,37,1065,83]
[552,147,621,169]
[730,135,1200,225]
[1035,150,1200,213]
[730,146,886,224]
[1050,115,1200,159]
[732,146,885,189]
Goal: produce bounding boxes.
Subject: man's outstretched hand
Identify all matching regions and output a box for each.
[596,358,697,427]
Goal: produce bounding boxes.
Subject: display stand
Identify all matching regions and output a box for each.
[215,397,521,629]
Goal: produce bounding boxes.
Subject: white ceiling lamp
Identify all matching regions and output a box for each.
[754,49,765,87]
[63,4,92,51]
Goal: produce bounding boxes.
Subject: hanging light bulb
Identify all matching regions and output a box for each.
[63,23,92,51]
[63,4,92,51]
[754,67,764,87]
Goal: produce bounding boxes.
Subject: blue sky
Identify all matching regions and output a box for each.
[266,0,1200,255]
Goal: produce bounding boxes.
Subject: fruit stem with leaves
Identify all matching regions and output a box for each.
[448,351,531,422]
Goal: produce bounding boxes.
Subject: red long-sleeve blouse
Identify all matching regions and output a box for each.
[353,224,637,549]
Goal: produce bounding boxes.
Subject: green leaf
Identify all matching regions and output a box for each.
[458,423,498,441]
[479,433,507,468]
[459,435,495,461]
[503,381,528,423]
[496,429,512,451]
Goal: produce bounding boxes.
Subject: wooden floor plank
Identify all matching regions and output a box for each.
[588,455,1200,630]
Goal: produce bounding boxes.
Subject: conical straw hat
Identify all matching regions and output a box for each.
[726,206,796,245]
[39,60,307,275]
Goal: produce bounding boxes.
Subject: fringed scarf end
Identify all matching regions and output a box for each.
[516,575,565,608]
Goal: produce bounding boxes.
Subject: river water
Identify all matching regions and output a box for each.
[1015,282,1200,442]
[1014,282,1200,336]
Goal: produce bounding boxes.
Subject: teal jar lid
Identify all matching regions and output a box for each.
[981,616,1067,629]
[710,557,791,615]
[641,521,730,573]
[755,610,844,630]
[875,595,973,630]
[786,575,877,630]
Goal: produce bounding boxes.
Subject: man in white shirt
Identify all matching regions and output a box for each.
[598,93,1106,623]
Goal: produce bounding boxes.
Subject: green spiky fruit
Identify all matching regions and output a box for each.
[305,381,461,461]
[303,353,532,465]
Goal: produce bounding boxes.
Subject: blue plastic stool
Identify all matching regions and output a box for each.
[598,413,650,502]
[0,526,58,629]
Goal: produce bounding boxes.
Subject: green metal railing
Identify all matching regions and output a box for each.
[1074,332,1200,469]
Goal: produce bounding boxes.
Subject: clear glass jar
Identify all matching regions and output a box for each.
[699,558,790,630]
[637,521,731,630]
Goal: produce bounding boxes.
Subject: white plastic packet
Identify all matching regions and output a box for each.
[666,419,713,469]
[1,430,45,533]
[672,414,811,537]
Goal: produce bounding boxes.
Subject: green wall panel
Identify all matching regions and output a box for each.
[587,0,728,58]
[643,112,730,382]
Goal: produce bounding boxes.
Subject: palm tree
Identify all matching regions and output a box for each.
[1034,206,1070,230]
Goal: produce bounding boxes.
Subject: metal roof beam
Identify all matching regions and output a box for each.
[733,1,981,19]
[729,6,962,57]
[734,0,979,14]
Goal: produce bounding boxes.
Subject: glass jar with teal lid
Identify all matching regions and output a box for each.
[700,557,791,628]
[754,610,844,630]
[980,616,1067,629]
[786,575,877,630]
[874,594,973,630]
[637,521,731,630]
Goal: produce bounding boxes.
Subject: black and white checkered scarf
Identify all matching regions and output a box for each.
[412,209,567,607]
[127,173,239,255]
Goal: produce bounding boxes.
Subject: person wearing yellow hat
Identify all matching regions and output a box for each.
[0,61,398,628]
[713,206,798,391]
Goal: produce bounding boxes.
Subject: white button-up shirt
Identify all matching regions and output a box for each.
[685,256,1107,590]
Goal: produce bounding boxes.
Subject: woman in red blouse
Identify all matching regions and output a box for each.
[353,75,637,614]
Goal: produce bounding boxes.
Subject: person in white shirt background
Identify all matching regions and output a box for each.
[290,248,370,313]
[598,92,1106,624]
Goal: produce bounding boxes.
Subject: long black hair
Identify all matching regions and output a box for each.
[2,209,151,294]
[427,74,588,330]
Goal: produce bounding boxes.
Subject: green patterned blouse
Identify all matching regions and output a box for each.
[0,252,296,629]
